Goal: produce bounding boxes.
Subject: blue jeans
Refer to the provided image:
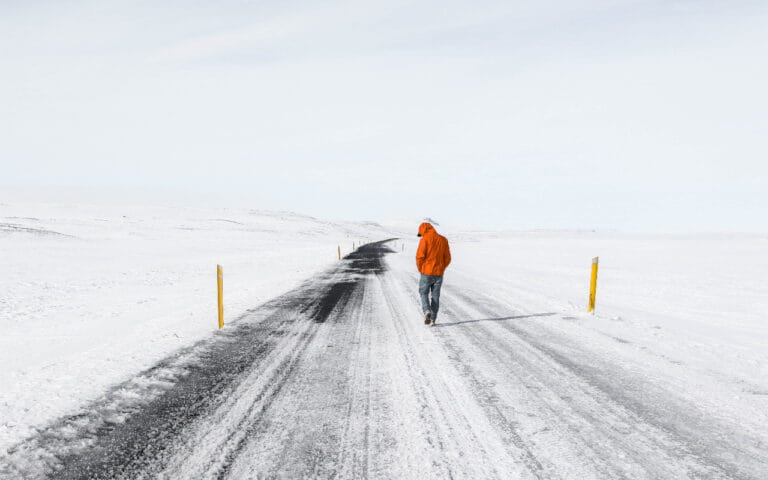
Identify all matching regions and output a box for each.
[419,274,443,320]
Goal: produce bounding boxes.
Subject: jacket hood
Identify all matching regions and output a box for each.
[417,222,435,237]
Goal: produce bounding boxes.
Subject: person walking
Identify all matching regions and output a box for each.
[416,220,451,325]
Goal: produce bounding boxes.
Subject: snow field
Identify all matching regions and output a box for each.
[2,204,766,478]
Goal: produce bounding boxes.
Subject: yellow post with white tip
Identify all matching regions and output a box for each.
[588,257,599,313]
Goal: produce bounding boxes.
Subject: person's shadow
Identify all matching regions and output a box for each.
[433,312,557,327]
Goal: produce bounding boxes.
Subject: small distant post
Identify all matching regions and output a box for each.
[588,257,599,313]
[217,265,224,329]
[353,241,355,251]
[338,245,341,260]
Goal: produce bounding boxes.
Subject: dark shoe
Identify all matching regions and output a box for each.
[424,312,432,325]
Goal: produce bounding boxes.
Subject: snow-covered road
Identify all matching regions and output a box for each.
[3,240,767,479]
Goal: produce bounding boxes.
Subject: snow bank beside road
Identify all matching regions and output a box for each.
[0,203,390,452]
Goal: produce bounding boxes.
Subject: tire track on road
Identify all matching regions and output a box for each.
[216,242,394,479]
[377,270,532,479]
[463,289,768,480]
[436,296,678,479]
[436,283,767,479]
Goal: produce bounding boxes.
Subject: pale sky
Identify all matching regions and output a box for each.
[1,1,766,231]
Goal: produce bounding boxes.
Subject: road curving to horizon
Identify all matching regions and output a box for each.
[2,239,767,479]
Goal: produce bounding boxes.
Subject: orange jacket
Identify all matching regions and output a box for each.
[416,223,451,276]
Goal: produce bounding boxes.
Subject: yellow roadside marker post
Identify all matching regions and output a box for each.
[217,265,224,329]
[338,245,341,261]
[588,257,599,313]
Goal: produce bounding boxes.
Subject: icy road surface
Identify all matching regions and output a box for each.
[3,240,767,479]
